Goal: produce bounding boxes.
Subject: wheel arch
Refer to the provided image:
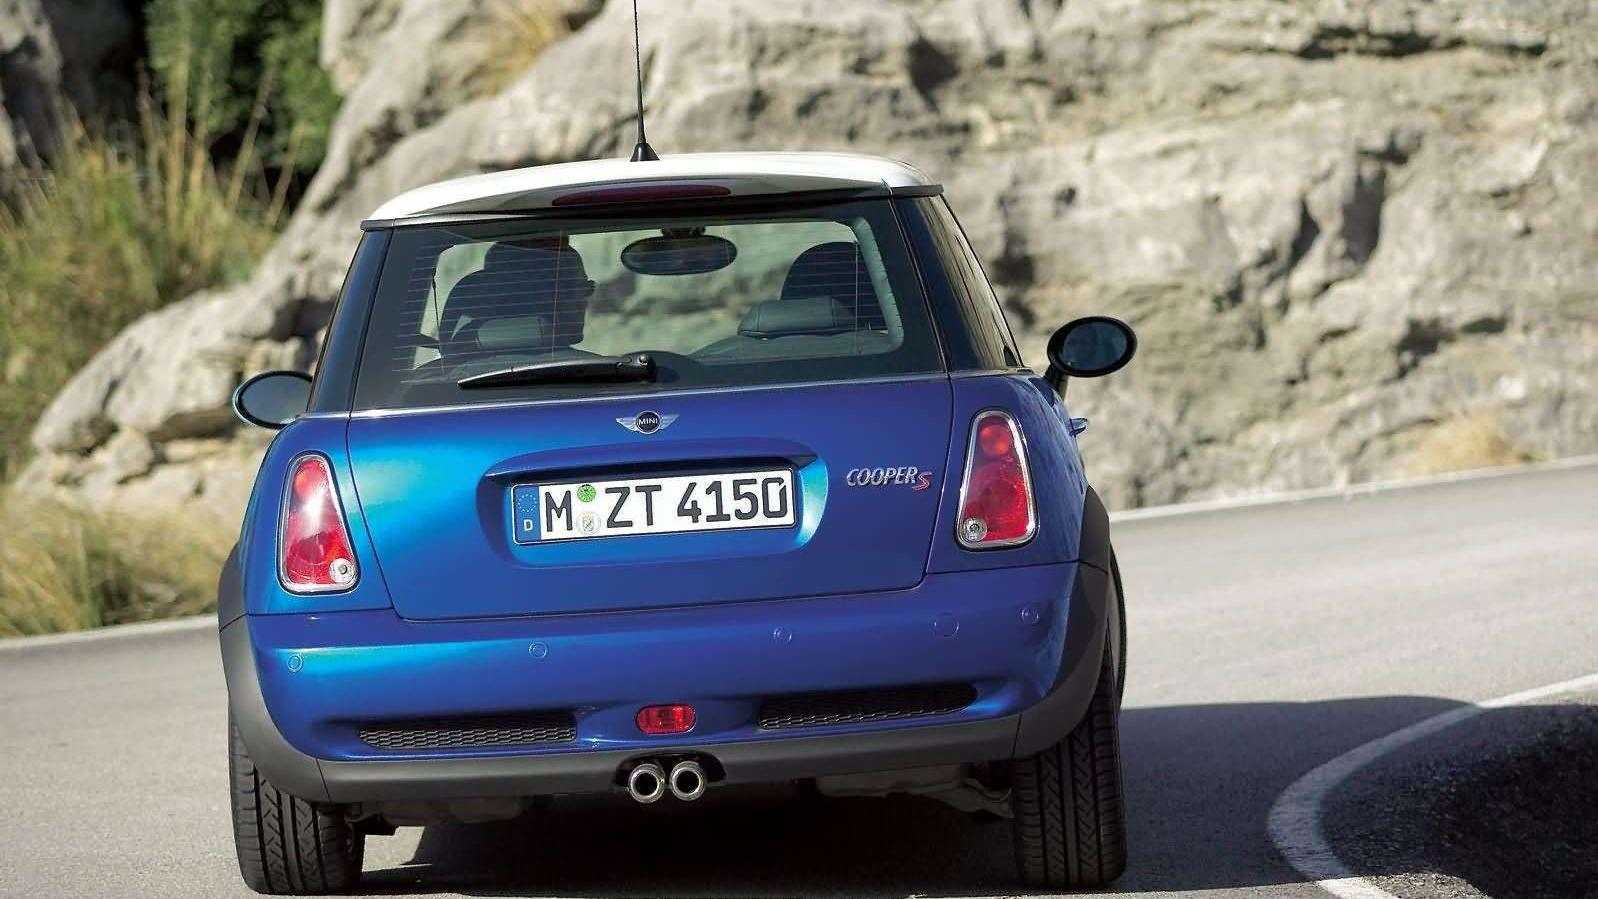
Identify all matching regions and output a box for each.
[1013,485,1119,756]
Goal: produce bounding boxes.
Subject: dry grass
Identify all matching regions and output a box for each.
[0,492,232,637]
[1407,411,1539,478]
[478,0,571,92]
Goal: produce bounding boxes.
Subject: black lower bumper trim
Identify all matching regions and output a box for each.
[317,715,1019,803]
[220,614,1090,805]
[220,506,1115,805]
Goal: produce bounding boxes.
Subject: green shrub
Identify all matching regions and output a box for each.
[146,0,339,175]
[0,104,279,476]
[0,492,231,636]
[260,1,342,171]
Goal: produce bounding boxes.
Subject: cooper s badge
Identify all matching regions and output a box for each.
[846,466,933,491]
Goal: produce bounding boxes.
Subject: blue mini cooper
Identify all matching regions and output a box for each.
[224,151,1137,894]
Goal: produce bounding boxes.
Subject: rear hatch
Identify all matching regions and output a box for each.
[343,190,954,619]
[349,380,946,619]
[346,379,952,619]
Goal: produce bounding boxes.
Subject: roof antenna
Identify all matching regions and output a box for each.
[628,0,658,162]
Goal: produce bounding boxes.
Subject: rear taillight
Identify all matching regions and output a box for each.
[956,410,1036,549]
[280,454,359,594]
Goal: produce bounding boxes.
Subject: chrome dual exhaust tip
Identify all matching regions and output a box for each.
[668,759,706,802]
[626,759,707,803]
[626,762,667,804]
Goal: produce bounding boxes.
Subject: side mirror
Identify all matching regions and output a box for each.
[1044,317,1137,394]
[232,371,313,429]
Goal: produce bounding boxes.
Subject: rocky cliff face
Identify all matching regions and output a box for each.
[24,0,1598,513]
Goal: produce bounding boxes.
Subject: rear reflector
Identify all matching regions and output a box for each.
[280,454,359,593]
[636,704,697,735]
[957,410,1036,549]
[551,183,732,207]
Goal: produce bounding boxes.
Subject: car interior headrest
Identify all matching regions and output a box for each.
[738,297,856,339]
[439,239,593,354]
[484,236,581,273]
[779,241,887,330]
[473,316,548,352]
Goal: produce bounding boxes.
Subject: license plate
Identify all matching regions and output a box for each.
[512,469,797,544]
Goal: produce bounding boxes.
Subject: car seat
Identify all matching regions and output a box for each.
[779,241,887,331]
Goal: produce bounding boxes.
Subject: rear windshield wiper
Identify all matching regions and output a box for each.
[457,353,656,389]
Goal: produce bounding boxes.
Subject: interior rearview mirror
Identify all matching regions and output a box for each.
[1046,316,1137,381]
[232,371,313,429]
[621,233,738,276]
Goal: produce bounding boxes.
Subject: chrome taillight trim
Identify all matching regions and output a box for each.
[278,452,360,595]
[954,408,1037,550]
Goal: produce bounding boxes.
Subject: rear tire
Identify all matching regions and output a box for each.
[1009,643,1128,889]
[230,717,364,895]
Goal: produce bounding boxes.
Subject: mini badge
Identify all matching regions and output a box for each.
[580,512,599,535]
[617,411,678,435]
[576,484,597,503]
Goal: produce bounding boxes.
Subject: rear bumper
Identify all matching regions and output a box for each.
[223,561,1113,804]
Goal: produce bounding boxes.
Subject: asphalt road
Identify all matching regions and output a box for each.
[2,462,1595,898]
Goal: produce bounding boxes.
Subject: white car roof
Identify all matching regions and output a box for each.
[365,151,940,224]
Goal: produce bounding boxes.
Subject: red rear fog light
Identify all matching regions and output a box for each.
[636,704,697,735]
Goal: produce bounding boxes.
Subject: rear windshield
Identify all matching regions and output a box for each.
[353,198,943,410]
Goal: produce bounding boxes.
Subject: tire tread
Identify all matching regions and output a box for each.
[229,718,363,895]
[1011,645,1128,889]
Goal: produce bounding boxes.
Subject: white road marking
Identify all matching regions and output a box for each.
[1112,454,1598,522]
[1268,672,1598,899]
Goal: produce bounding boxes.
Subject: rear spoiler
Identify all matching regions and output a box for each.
[361,181,942,230]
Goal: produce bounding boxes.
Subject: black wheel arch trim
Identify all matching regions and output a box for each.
[217,543,243,630]
[1076,485,1113,576]
[1012,485,1117,756]
[222,620,334,802]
